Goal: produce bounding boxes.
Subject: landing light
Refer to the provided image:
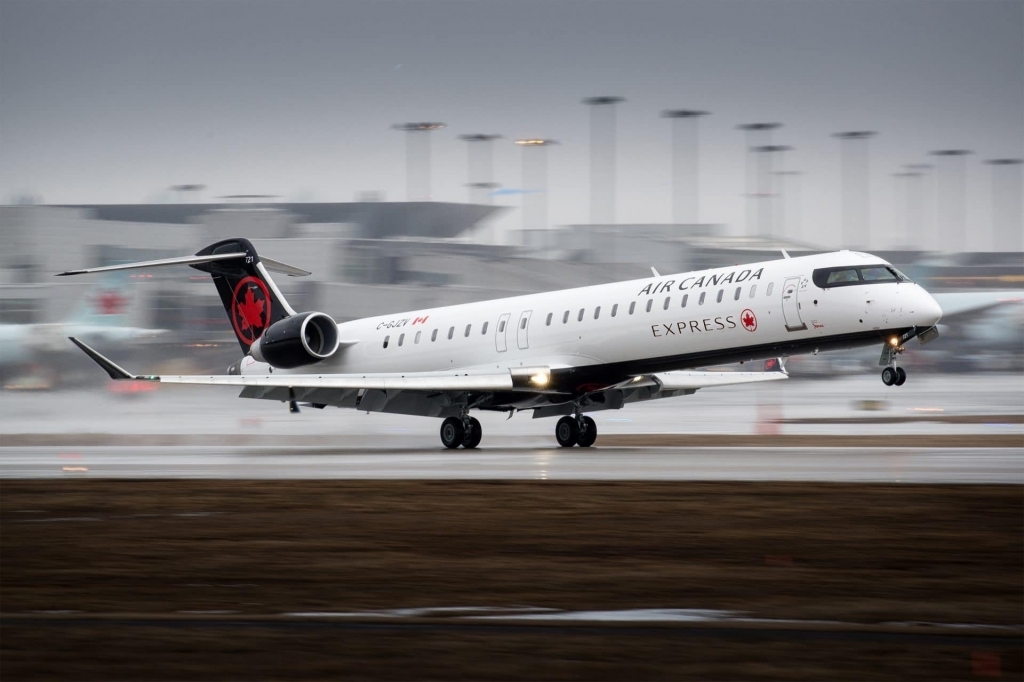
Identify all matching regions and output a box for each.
[889,336,900,347]
[631,376,644,383]
[530,373,549,386]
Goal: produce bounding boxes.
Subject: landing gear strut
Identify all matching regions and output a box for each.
[880,340,908,387]
[440,414,483,449]
[556,412,597,448]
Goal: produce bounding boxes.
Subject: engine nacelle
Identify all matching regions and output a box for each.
[248,312,340,369]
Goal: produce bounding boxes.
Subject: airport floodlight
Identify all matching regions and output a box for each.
[514,138,559,146]
[737,122,781,132]
[832,131,877,140]
[752,145,793,153]
[929,149,972,157]
[392,122,447,132]
[458,134,502,142]
[171,184,206,192]
[985,158,1023,165]
[661,110,709,119]
[582,96,626,106]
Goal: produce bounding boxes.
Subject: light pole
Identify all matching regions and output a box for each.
[661,110,709,224]
[583,96,625,224]
[984,159,1023,253]
[774,170,802,244]
[930,150,973,252]
[737,123,782,237]
[458,134,502,205]
[833,131,877,249]
[393,122,446,201]
[751,145,792,242]
[903,163,934,250]
[514,139,559,240]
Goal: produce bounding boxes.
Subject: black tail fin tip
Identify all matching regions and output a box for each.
[191,239,290,352]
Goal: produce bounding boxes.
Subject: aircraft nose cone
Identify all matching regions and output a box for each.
[918,290,942,327]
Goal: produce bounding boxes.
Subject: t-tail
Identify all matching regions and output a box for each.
[58,238,346,367]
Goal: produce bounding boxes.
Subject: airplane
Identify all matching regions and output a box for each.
[60,238,943,449]
[0,272,164,373]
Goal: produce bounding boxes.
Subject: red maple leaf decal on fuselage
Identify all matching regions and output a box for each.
[740,309,757,332]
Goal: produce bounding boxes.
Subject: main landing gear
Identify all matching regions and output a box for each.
[555,414,597,448]
[880,339,908,387]
[440,415,482,449]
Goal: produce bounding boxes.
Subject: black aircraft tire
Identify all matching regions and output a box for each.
[555,416,579,448]
[895,367,907,386]
[463,417,483,449]
[440,417,465,449]
[881,367,896,386]
[577,416,597,448]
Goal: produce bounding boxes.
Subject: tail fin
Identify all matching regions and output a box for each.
[189,239,296,352]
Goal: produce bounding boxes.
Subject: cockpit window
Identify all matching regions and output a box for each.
[813,265,910,288]
[827,269,860,284]
[860,266,897,282]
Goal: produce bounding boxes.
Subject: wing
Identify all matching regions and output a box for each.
[70,337,787,418]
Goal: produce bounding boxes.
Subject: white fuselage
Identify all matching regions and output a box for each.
[240,251,943,383]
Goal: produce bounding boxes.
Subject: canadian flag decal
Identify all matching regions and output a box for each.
[412,316,429,325]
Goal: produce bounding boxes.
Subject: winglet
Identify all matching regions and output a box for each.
[68,337,141,381]
[651,267,660,277]
[780,249,791,259]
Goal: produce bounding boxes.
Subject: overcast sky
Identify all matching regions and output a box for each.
[2,0,1021,249]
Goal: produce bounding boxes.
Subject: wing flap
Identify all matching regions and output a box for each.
[653,370,788,391]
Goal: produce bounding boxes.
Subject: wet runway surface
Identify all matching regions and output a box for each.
[2,444,1020,482]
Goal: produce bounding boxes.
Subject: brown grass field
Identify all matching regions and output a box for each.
[1,480,1021,680]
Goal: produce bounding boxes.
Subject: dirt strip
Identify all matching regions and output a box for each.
[4,431,1023,448]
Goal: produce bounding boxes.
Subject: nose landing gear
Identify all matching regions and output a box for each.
[880,340,908,387]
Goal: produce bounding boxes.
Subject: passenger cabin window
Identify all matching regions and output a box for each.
[611,303,618,317]
[749,285,757,298]
[594,306,601,319]
[398,333,405,346]
[563,310,570,324]
[415,331,421,344]
[499,320,506,332]
[464,324,471,337]
[699,292,706,305]
[734,287,741,301]
[521,317,528,329]
[811,265,908,289]
[681,294,688,308]
[546,312,553,326]
[716,289,724,303]
[448,326,454,340]
[481,321,488,335]
[629,301,636,315]
[663,296,671,310]
[646,299,653,313]
[383,335,390,349]
[431,329,438,342]
[766,282,774,296]
[578,308,585,322]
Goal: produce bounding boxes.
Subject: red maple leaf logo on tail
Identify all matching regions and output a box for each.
[230,277,272,345]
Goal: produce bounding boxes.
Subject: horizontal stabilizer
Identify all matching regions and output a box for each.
[68,337,137,380]
[57,252,310,277]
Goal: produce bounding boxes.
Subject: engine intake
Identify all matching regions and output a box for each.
[248,312,340,369]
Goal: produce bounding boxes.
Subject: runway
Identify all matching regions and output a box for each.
[2,444,1020,482]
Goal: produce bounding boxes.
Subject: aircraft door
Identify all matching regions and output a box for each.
[495,313,511,352]
[781,276,807,331]
[517,310,532,350]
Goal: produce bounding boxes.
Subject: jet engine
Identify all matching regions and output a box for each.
[248,312,340,369]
